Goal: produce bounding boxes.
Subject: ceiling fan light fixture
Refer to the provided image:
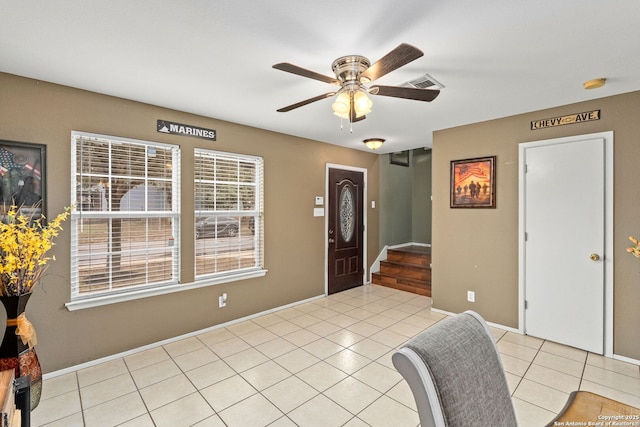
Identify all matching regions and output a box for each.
[363,138,385,150]
[332,86,372,119]
[353,89,373,116]
[274,44,438,123]
[332,91,351,117]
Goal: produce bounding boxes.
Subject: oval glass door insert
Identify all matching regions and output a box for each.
[339,185,355,242]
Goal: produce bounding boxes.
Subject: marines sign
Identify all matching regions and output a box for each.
[157,120,216,141]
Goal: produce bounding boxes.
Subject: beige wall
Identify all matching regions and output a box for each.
[0,73,380,372]
[432,90,640,360]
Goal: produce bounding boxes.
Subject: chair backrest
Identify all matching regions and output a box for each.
[392,310,517,427]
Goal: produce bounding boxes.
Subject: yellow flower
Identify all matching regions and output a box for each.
[0,206,70,296]
[628,236,640,259]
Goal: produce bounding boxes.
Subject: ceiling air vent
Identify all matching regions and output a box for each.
[402,74,444,90]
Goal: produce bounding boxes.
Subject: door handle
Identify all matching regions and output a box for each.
[590,253,601,261]
[328,238,335,244]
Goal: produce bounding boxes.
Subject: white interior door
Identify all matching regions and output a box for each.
[522,137,605,354]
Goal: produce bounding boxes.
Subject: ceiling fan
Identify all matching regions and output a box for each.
[273,43,440,123]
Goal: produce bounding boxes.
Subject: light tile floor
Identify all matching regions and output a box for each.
[32,285,640,426]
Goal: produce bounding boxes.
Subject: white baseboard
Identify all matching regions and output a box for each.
[432,308,640,366]
[613,354,640,367]
[430,307,520,334]
[43,294,325,380]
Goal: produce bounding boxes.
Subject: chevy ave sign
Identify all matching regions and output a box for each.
[531,110,600,130]
[157,120,216,141]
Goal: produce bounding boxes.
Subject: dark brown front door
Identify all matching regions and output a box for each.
[328,168,364,294]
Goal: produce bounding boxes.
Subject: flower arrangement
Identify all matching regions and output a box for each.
[627,236,640,258]
[0,206,70,296]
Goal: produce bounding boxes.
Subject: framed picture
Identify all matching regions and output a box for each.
[390,150,410,167]
[0,140,46,219]
[450,156,496,208]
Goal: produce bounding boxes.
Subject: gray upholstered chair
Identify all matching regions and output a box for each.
[392,310,518,427]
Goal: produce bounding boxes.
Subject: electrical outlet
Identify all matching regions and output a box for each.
[218,293,227,308]
[467,291,475,303]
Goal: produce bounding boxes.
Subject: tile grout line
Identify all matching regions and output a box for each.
[33,286,639,426]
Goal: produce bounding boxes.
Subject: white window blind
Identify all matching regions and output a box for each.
[194,149,263,278]
[70,131,180,300]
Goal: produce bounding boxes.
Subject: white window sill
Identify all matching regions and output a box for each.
[65,269,268,311]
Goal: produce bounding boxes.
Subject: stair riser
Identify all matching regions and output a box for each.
[372,272,430,287]
[371,273,431,296]
[380,262,431,281]
[387,251,431,266]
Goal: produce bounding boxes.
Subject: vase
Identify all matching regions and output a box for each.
[0,293,42,410]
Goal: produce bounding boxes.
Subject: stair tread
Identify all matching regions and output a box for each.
[388,245,431,255]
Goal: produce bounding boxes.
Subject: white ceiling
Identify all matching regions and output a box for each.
[1,1,639,154]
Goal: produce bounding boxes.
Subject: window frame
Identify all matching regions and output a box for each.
[66,132,267,312]
[194,148,264,280]
[68,131,181,309]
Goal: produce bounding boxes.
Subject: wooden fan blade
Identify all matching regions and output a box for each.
[369,85,440,102]
[273,63,340,85]
[276,92,337,112]
[359,43,424,83]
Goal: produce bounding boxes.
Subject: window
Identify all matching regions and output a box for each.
[194,149,263,278]
[70,131,180,300]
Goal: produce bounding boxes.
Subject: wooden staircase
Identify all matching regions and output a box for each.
[371,245,431,296]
